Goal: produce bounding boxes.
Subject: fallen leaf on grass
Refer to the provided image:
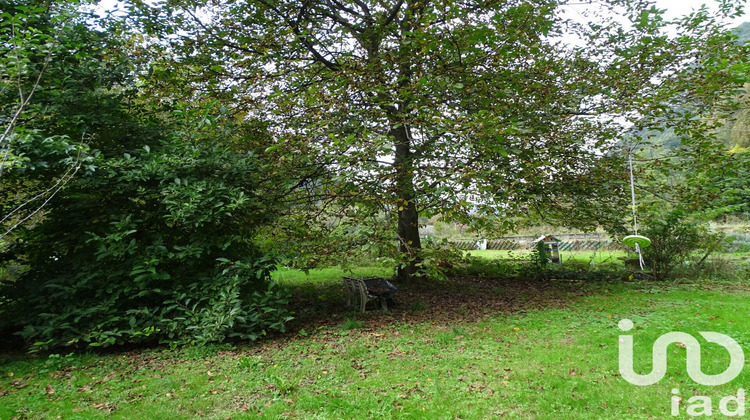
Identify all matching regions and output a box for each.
[288,275,598,349]
[45,384,55,395]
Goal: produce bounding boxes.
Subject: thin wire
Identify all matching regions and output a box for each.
[628,150,638,236]
[628,150,645,271]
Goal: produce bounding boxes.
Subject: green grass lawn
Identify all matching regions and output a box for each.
[465,249,629,265]
[272,266,393,286]
[3,279,750,419]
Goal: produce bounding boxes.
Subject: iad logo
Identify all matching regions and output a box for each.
[618,319,746,417]
[618,318,744,386]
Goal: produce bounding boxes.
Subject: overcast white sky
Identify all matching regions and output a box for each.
[562,0,748,27]
[656,0,746,24]
[99,0,748,25]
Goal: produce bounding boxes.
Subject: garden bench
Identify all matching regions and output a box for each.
[342,277,396,313]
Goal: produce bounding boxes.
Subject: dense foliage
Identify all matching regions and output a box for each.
[131,0,750,281]
[637,210,719,280]
[3,134,293,350]
[0,2,293,351]
[2,0,750,351]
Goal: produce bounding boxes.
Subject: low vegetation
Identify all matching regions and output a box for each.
[3,277,750,419]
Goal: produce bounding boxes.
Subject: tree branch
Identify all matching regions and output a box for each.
[255,0,342,71]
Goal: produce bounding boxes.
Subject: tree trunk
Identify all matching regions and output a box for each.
[391,124,422,283]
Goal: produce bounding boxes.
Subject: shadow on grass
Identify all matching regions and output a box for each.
[283,271,624,336]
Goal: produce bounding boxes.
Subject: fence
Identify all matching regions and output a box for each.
[450,238,626,251]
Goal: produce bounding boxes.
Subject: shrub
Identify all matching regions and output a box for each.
[638,210,719,280]
[451,254,518,278]
[413,238,464,281]
[1,138,293,351]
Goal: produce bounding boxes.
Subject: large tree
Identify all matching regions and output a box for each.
[132,0,748,281]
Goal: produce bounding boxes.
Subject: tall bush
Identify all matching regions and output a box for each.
[0,2,293,351]
[638,210,719,280]
[1,137,292,351]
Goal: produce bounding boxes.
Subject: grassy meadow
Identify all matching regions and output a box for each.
[464,249,629,265]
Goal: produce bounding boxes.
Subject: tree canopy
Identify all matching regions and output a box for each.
[2,0,750,351]
[131,0,749,281]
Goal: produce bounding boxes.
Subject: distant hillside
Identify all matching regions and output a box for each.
[733,21,750,45]
[642,22,750,151]
[644,103,750,151]
[717,90,750,149]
